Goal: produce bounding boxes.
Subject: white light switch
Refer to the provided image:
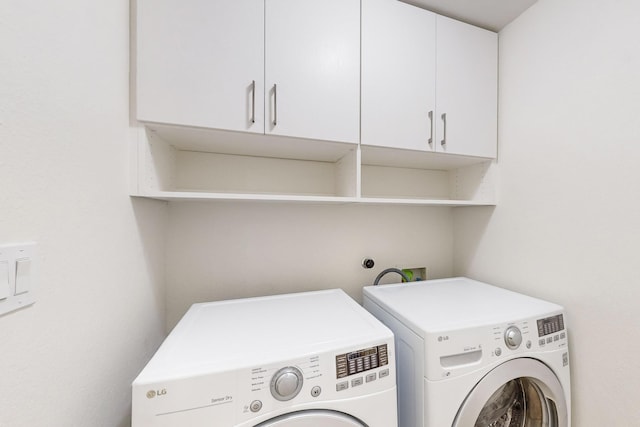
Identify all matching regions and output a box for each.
[0,242,37,316]
[15,258,31,295]
[0,261,9,300]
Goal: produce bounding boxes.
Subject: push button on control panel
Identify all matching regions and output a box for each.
[250,400,262,412]
[336,381,348,392]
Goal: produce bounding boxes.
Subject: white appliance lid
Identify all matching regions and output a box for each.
[363,277,563,336]
[136,289,391,382]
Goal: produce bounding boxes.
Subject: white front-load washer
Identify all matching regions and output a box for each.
[132,289,398,427]
[363,277,571,427]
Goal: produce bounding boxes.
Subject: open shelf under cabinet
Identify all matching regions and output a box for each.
[130,125,497,207]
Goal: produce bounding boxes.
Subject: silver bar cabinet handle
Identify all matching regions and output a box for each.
[251,80,256,124]
[441,113,447,146]
[273,84,278,126]
[428,110,434,145]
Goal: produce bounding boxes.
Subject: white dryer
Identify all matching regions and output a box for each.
[363,277,571,427]
[132,289,398,427]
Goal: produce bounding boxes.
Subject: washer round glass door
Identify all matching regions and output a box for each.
[255,410,366,427]
[453,358,568,427]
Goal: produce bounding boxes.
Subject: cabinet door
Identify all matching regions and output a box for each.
[436,16,497,158]
[136,0,264,133]
[265,0,360,144]
[361,0,436,151]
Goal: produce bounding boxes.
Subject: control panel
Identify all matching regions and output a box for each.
[537,314,565,337]
[536,314,566,348]
[235,342,394,423]
[335,344,388,379]
[427,313,568,381]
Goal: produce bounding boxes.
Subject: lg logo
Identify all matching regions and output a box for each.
[147,389,167,399]
[437,335,449,342]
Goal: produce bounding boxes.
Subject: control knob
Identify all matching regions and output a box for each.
[270,367,303,401]
[504,326,523,350]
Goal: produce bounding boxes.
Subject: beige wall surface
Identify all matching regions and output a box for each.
[165,202,453,330]
[0,1,166,426]
[454,0,640,424]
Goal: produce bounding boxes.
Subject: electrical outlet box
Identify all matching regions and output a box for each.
[0,242,37,316]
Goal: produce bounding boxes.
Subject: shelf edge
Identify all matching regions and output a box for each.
[130,192,496,207]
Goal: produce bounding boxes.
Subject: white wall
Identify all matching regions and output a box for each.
[453,0,640,424]
[0,1,166,426]
[11,0,638,424]
[166,203,453,329]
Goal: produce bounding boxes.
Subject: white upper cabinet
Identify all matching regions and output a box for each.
[361,2,497,159]
[361,0,436,151]
[136,0,265,134]
[265,0,360,144]
[133,0,498,206]
[436,15,498,158]
[136,0,360,145]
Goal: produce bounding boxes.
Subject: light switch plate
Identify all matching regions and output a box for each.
[0,242,37,316]
[0,261,10,300]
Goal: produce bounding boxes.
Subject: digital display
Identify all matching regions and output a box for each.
[537,314,565,337]
[348,348,378,360]
[336,344,388,379]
